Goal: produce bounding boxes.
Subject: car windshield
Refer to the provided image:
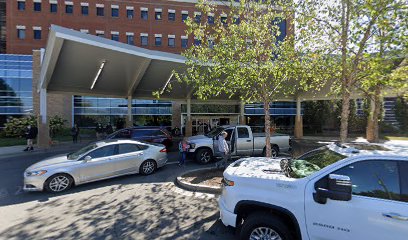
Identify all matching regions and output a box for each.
[289,146,346,178]
[67,144,98,160]
[205,127,225,138]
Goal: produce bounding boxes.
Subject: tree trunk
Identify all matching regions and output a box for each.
[366,87,381,142]
[264,100,272,157]
[339,0,351,143]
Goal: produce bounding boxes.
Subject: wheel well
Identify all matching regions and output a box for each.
[235,202,301,240]
[142,159,157,167]
[195,147,213,155]
[263,144,280,152]
[44,173,76,187]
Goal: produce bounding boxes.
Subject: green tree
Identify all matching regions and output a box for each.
[159,0,330,157]
[298,0,407,142]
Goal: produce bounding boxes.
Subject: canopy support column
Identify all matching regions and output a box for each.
[126,96,133,127]
[294,97,303,139]
[37,88,50,148]
[240,101,246,124]
[185,98,192,137]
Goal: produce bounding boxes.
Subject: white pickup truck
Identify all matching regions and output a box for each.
[219,143,408,240]
[187,125,291,164]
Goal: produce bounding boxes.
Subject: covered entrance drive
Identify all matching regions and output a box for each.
[36,25,324,147]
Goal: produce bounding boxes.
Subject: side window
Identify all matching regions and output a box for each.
[118,144,140,154]
[88,145,116,159]
[237,127,249,138]
[137,144,149,150]
[400,162,408,202]
[117,129,131,138]
[333,160,400,201]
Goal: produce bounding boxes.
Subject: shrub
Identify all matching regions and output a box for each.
[3,116,37,137]
[49,115,68,137]
[394,97,408,133]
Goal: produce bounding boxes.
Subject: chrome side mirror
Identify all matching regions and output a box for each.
[83,156,92,162]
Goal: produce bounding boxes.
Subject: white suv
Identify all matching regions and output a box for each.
[219,143,408,240]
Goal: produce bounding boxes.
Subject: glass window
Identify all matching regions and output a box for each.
[233,17,240,24]
[17,1,25,11]
[141,10,148,20]
[127,35,134,45]
[224,129,233,141]
[193,38,201,46]
[168,38,175,47]
[141,36,148,46]
[34,2,41,12]
[112,8,119,17]
[400,162,408,202]
[81,6,89,15]
[155,11,162,20]
[17,29,26,39]
[208,16,214,24]
[96,7,104,16]
[96,33,104,38]
[221,16,227,25]
[334,160,400,201]
[65,5,73,14]
[118,144,140,154]
[127,9,134,19]
[182,13,188,22]
[50,3,57,13]
[168,12,175,21]
[111,34,119,41]
[237,127,249,138]
[33,30,41,40]
[181,38,188,48]
[194,14,201,23]
[87,145,116,159]
[155,37,162,46]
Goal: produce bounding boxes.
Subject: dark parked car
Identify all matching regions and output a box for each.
[106,127,173,148]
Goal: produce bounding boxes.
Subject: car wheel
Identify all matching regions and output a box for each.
[44,173,74,193]
[240,212,293,240]
[195,148,213,164]
[263,145,279,158]
[140,160,157,175]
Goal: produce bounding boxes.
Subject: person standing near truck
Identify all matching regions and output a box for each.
[216,131,230,169]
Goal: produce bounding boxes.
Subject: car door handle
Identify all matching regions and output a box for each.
[383,213,408,221]
[246,140,252,142]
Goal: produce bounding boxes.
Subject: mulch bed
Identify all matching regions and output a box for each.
[181,168,224,187]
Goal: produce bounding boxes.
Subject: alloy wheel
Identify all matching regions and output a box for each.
[249,227,282,240]
[142,161,155,175]
[49,175,70,192]
[200,151,211,163]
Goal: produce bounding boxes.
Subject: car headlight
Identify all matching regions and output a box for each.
[26,170,47,177]
[189,143,196,149]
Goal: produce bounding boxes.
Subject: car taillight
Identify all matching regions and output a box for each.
[160,148,167,152]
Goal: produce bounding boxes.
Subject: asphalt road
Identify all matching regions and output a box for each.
[0,148,236,240]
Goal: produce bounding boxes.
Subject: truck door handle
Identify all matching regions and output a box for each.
[383,213,408,221]
[246,140,252,142]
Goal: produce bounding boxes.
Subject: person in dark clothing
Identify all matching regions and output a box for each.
[23,125,38,151]
[105,124,113,135]
[71,124,80,143]
[95,123,105,140]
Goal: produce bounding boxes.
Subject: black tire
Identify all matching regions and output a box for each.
[195,148,213,164]
[262,145,279,158]
[44,173,74,193]
[139,159,157,175]
[240,212,294,240]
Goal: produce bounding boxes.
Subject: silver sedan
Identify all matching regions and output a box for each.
[23,139,168,193]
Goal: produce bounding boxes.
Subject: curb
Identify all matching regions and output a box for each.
[176,167,222,194]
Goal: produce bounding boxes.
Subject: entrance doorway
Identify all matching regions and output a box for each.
[181,114,240,135]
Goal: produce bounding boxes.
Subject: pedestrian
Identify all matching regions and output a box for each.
[216,131,230,169]
[23,124,38,151]
[70,124,80,143]
[95,123,104,140]
[178,137,189,167]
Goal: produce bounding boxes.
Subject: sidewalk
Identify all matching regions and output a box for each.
[0,141,89,159]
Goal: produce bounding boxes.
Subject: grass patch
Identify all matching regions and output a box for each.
[382,136,408,141]
[0,137,27,147]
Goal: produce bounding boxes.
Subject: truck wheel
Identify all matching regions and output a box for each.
[240,212,293,240]
[195,148,213,164]
[263,145,279,158]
